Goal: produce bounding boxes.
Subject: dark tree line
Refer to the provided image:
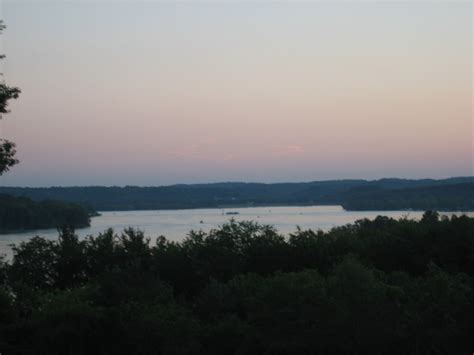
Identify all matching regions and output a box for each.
[1,212,473,354]
[342,183,474,211]
[0,178,472,211]
[0,194,92,231]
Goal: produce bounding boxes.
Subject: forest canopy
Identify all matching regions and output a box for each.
[0,213,473,354]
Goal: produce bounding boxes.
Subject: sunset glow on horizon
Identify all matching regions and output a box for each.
[0,1,472,186]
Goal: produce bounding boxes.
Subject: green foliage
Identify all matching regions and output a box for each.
[1,215,474,354]
[9,236,58,290]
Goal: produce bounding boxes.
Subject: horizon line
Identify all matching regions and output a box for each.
[0,176,473,189]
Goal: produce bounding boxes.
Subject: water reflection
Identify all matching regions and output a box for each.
[1,205,473,256]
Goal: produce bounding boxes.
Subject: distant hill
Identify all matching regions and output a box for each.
[342,182,474,211]
[0,177,472,211]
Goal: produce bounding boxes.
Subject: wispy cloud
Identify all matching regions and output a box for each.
[271,145,305,157]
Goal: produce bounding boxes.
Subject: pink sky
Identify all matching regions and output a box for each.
[0,1,472,186]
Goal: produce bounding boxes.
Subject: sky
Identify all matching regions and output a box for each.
[0,0,472,187]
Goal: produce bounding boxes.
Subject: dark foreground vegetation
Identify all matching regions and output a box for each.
[0,194,93,232]
[0,177,472,211]
[1,212,473,354]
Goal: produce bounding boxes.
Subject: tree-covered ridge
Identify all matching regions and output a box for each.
[0,177,473,211]
[0,213,473,354]
[342,182,474,211]
[0,194,93,231]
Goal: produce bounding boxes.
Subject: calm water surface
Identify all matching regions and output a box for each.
[1,206,472,256]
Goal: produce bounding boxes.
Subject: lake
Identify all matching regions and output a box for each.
[1,205,473,257]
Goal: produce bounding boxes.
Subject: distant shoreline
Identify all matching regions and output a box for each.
[1,177,472,213]
[94,204,474,213]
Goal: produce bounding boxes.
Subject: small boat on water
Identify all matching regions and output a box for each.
[225,211,240,215]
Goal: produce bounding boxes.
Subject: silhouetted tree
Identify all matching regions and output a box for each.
[0,21,21,175]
